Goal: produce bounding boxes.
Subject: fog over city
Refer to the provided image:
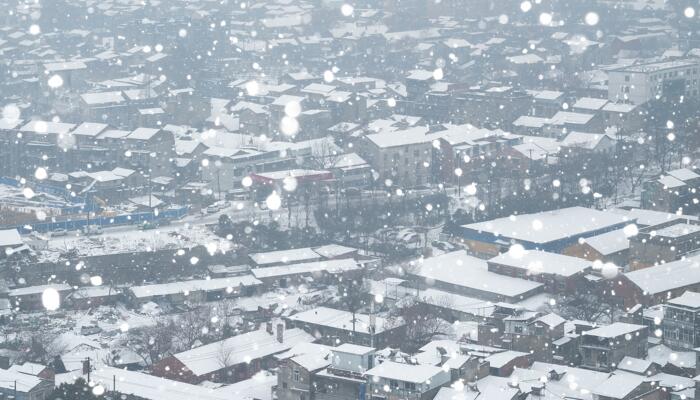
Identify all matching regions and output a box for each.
[1,0,700,399]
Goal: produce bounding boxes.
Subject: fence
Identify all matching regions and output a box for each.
[5,206,189,234]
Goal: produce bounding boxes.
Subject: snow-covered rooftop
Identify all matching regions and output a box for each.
[489,250,592,277]
[413,251,542,299]
[463,207,628,245]
[174,327,313,376]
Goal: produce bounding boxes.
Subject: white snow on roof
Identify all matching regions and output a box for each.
[483,350,529,368]
[335,343,376,355]
[71,122,109,137]
[489,250,591,277]
[536,313,566,327]
[667,291,700,309]
[20,120,75,134]
[618,356,653,374]
[667,168,700,182]
[0,367,43,392]
[288,306,398,334]
[313,244,358,258]
[549,111,594,126]
[593,373,644,399]
[44,60,87,72]
[175,327,313,376]
[0,228,22,247]
[583,228,630,255]
[8,362,47,376]
[573,97,608,111]
[560,131,612,150]
[81,91,125,105]
[418,288,495,318]
[625,254,700,295]
[213,371,276,400]
[249,247,322,266]
[583,322,645,338]
[251,259,360,279]
[610,208,696,227]
[9,283,71,297]
[366,361,447,384]
[658,175,686,188]
[413,251,542,299]
[56,366,229,400]
[130,275,261,298]
[128,127,160,140]
[366,126,431,148]
[464,207,627,244]
[655,223,700,238]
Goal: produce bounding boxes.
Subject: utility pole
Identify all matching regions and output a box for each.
[83,357,91,382]
[216,169,221,201]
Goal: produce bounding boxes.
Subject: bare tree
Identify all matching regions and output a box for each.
[215,340,235,383]
[394,299,451,353]
[123,318,175,366]
[308,138,342,170]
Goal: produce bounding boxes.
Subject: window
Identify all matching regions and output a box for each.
[390,380,399,389]
[405,382,416,391]
[625,75,630,82]
[293,369,300,382]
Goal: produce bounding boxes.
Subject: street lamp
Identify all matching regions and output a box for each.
[454,167,463,198]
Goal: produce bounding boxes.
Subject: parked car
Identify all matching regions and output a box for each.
[52,229,68,237]
[138,221,157,230]
[82,225,103,235]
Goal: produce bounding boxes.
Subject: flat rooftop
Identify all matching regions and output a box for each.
[463,207,628,245]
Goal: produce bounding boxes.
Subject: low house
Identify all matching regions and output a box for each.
[151,324,314,384]
[251,259,361,288]
[66,286,121,309]
[501,312,567,362]
[459,207,629,257]
[628,219,700,270]
[0,229,25,258]
[563,228,630,267]
[8,362,54,381]
[579,322,648,372]
[128,275,262,306]
[0,368,54,400]
[592,373,662,400]
[641,168,700,214]
[276,343,332,400]
[314,344,376,400]
[249,247,322,267]
[617,254,700,307]
[616,356,658,376]
[487,250,592,293]
[286,306,404,348]
[408,251,543,303]
[661,291,700,350]
[483,350,531,377]
[8,283,72,311]
[365,361,451,400]
[55,366,230,400]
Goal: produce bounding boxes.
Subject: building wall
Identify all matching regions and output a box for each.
[277,359,315,400]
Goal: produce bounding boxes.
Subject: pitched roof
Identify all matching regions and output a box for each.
[174,328,313,376]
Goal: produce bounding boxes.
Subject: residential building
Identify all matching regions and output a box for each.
[151,324,314,384]
[608,59,700,104]
[579,322,648,372]
[286,307,404,348]
[628,219,700,270]
[364,361,451,400]
[487,250,592,293]
[661,291,700,350]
